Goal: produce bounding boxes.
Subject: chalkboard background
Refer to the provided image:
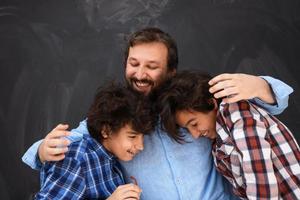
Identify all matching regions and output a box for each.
[1,0,299,199]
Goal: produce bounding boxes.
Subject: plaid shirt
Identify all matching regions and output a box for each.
[213,100,300,200]
[35,135,125,200]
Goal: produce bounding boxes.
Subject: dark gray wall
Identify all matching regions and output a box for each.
[0,1,299,199]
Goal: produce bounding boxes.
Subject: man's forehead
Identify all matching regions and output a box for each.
[128,57,161,65]
[128,43,168,64]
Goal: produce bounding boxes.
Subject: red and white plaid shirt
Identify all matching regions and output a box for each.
[213,100,300,200]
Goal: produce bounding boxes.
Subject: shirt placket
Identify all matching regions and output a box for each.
[157,128,183,200]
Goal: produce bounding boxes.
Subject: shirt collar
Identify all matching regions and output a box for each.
[85,135,116,161]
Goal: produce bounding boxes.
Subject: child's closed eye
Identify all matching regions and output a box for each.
[190,123,197,127]
[128,135,137,139]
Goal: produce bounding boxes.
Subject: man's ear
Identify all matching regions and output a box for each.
[170,68,176,76]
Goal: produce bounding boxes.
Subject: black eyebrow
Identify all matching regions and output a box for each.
[185,118,196,127]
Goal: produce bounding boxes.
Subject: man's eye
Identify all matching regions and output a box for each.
[128,135,136,139]
[190,124,197,127]
[130,62,139,67]
[147,65,158,70]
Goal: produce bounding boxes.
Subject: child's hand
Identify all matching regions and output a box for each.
[107,184,142,200]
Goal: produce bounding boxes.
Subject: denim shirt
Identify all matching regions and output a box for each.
[22,76,293,200]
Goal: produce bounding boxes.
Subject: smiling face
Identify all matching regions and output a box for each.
[175,109,217,139]
[125,42,174,95]
[102,124,144,161]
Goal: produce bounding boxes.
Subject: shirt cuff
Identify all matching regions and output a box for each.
[252,76,294,115]
[22,140,44,170]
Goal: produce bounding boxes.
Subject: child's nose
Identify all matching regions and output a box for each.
[135,137,144,151]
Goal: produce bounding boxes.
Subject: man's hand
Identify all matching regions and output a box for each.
[38,124,71,163]
[107,184,142,200]
[209,73,275,104]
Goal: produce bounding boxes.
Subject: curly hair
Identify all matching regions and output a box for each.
[87,82,157,143]
[156,70,220,143]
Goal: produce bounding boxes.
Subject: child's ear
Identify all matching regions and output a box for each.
[101,124,112,139]
[212,98,219,110]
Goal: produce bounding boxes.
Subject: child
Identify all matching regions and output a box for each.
[157,71,300,199]
[35,83,156,199]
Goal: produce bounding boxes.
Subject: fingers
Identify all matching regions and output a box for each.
[47,130,70,139]
[209,79,236,94]
[222,95,243,104]
[121,190,140,199]
[209,73,236,86]
[114,184,142,199]
[118,184,141,192]
[53,124,69,131]
[212,86,237,99]
[46,124,71,147]
[45,145,69,155]
[210,73,273,104]
[46,138,70,148]
[38,124,71,162]
[130,176,138,185]
[47,124,70,139]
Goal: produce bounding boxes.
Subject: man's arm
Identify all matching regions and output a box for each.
[22,120,87,170]
[251,76,293,115]
[209,74,293,115]
[22,139,44,170]
[35,157,86,199]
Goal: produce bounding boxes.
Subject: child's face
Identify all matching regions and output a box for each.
[102,124,144,161]
[175,109,217,139]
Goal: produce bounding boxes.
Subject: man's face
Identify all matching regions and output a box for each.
[125,42,174,95]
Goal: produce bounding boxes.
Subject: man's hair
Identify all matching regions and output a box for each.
[124,27,178,71]
[87,82,156,143]
[156,70,219,143]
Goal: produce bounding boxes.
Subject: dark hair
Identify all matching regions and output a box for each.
[124,27,178,71]
[157,70,220,143]
[87,82,156,143]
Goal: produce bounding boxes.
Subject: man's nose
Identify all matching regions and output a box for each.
[135,66,147,79]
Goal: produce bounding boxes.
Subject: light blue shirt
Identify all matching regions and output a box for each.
[22,76,293,200]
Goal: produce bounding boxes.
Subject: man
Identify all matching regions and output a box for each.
[23,27,293,199]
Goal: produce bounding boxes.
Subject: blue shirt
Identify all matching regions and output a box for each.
[23,76,293,200]
[35,135,125,200]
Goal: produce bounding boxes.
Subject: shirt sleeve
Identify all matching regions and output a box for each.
[22,139,44,170]
[35,157,86,200]
[21,119,88,170]
[226,102,279,199]
[250,76,293,115]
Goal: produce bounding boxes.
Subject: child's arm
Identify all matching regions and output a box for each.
[107,184,142,200]
[222,101,280,199]
[35,157,86,199]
